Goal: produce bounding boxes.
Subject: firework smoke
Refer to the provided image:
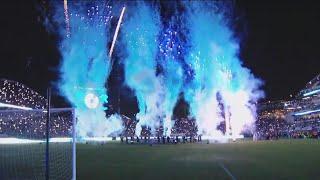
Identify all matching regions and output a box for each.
[182,1,263,140]
[157,15,185,136]
[46,1,123,137]
[122,1,163,136]
[43,0,263,140]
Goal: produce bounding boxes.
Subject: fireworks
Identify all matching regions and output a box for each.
[109,6,126,59]
[63,0,70,37]
[52,1,123,137]
[41,1,264,140]
[181,1,263,140]
[122,1,162,136]
[158,21,185,136]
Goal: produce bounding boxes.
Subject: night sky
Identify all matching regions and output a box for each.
[0,0,319,109]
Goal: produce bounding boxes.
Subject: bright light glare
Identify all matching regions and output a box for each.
[202,134,244,143]
[303,89,320,96]
[0,138,43,144]
[50,137,72,142]
[0,137,73,144]
[294,109,320,116]
[82,137,114,142]
[0,102,32,110]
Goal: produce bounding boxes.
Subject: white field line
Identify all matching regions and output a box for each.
[219,162,237,180]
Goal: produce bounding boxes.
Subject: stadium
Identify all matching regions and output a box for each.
[1,1,320,180]
[1,75,320,179]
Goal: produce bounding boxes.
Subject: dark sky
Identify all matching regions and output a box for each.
[0,0,319,107]
[236,0,320,100]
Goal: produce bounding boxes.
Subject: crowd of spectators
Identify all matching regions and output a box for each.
[171,117,197,136]
[255,116,290,140]
[2,77,320,142]
[0,110,73,139]
[256,73,320,140]
[256,108,320,140]
[0,79,73,139]
[255,117,320,140]
[0,79,46,109]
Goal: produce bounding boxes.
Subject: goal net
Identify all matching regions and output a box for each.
[0,108,76,180]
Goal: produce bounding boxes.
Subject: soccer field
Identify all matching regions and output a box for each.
[1,139,320,180]
[77,139,320,180]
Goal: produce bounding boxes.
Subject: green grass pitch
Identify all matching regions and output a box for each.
[1,139,320,179]
[77,139,320,179]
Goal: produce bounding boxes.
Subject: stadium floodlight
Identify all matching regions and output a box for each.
[0,102,32,110]
[294,109,320,116]
[303,89,320,96]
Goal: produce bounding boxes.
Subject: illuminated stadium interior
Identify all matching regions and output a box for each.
[0,79,72,140]
[257,73,320,139]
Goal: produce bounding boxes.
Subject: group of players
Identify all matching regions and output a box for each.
[120,135,203,144]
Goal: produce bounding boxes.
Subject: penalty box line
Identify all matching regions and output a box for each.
[218,162,237,180]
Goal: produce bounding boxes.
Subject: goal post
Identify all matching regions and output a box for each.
[0,107,76,180]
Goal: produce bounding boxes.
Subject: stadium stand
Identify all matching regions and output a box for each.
[0,79,46,109]
[0,79,74,180]
[0,79,72,138]
[257,73,320,139]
